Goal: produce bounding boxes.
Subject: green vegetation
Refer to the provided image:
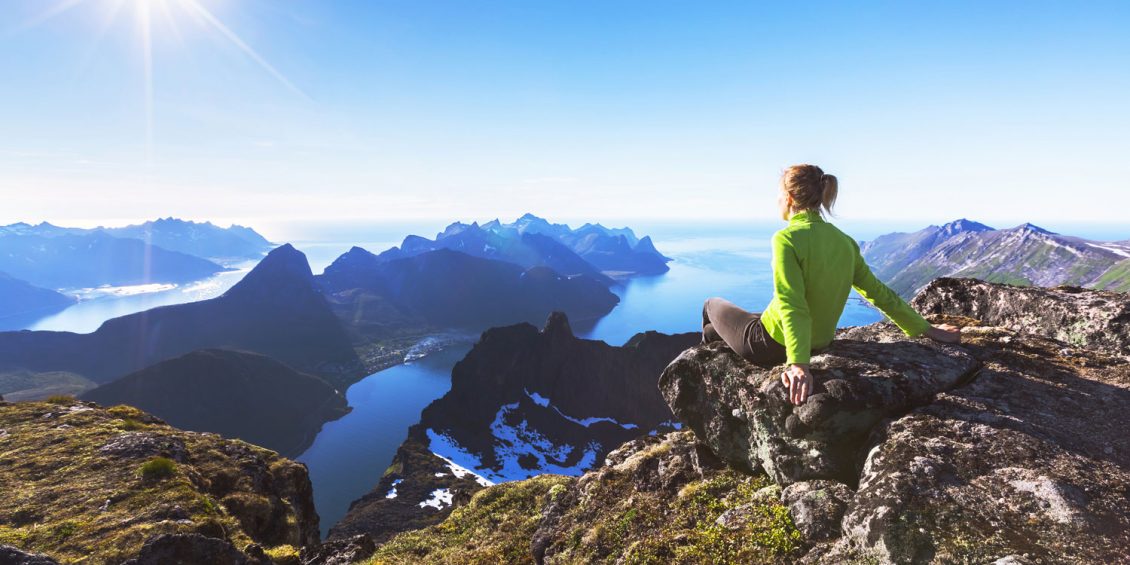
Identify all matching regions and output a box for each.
[367,475,573,564]
[44,394,76,404]
[138,456,177,480]
[0,399,313,562]
[367,433,802,565]
[1095,259,1130,292]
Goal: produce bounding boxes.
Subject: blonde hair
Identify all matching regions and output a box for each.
[781,164,838,217]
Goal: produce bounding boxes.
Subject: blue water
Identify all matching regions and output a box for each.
[296,222,886,537]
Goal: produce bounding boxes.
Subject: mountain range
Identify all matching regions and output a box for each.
[861,219,1130,297]
[373,214,671,281]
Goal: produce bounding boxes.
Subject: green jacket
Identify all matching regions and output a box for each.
[759,209,932,365]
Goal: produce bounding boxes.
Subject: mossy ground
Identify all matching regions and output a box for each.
[364,474,573,564]
[548,467,801,564]
[365,432,801,565]
[0,399,308,563]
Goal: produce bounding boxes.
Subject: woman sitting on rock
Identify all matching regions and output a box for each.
[702,163,960,406]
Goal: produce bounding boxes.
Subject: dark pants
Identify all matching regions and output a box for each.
[702,297,788,367]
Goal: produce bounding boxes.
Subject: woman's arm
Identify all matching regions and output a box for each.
[851,240,960,343]
[771,231,815,405]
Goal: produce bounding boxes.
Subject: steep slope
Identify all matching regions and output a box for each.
[328,312,698,543]
[81,348,349,457]
[0,398,321,563]
[353,279,1130,564]
[862,220,1130,298]
[0,244,363,389]
[0,230,226,289]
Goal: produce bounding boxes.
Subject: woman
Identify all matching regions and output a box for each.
[702,164,960,406]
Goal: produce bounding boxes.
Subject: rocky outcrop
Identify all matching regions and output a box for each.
[330,312,698,543]
[364,279,1130,564]
[658,323,979,485]
[0,399,321,563]
[911,276,1130,357]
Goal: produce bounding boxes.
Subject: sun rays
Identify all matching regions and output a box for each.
[16,0,307,158]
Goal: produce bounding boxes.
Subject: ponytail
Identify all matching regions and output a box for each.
[820,173,838,217]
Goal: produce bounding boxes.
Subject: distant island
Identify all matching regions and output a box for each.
[861,219,1130,297]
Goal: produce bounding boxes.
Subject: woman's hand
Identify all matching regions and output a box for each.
[780,363,813,405]
[925,323,961,344]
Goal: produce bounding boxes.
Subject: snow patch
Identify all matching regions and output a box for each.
[523,390,638,430]
[1085,242,1130,258]
[384,478,403,499]
[418,488,453,510]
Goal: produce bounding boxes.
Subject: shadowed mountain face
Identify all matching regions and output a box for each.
[81,348,349,457]
[0,271,76,322]
[861,219,1130,297]
[0,244,363,389]
[318,248,620,333]
[0,230,226,289]
[328,312,698,542]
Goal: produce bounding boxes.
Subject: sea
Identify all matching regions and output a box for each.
[10,217,1128,537]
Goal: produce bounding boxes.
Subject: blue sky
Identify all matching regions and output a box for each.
[1,0,1127,232]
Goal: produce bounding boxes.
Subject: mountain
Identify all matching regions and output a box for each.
[0,244,363,397]
[318,247,620,332]
[0,398,321,563]
[81,348,350,457]
[0,271,76,322]
[483,214,672,276]
[0,218,274,264]
[389,221,613,284]
[328,312,698,543]
[100,217,274,262]
[0,230,226,289]
[861,219,1130,297]
[351,278,1130,565]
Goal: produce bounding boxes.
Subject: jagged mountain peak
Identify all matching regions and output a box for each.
[1010,222,1055,235]
[224,243,314,296]
[541,310,574,340]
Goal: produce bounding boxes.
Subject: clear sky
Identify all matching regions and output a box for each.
[1,0,1127,230]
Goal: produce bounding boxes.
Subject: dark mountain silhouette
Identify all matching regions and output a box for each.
[0,271,76,323]
[0,230,225,289]
[0,244,362,388]
[318,248,620,333]
[861,219,1130,296]
[81,348,349,457]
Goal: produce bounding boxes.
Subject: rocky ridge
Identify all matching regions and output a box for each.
[0,398,320,564]
[361,277,1130,564]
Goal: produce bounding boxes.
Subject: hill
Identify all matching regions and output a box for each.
[81,348,349,457]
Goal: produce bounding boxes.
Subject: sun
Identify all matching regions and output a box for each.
[19,0,306,157]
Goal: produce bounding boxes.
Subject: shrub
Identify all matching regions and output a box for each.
[138,457,177,480]
[45,395,75,405]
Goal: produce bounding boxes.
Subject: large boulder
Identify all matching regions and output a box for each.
[911,276,1130,357]
[658,323,979,485]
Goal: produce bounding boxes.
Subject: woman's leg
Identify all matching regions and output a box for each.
[702,297,757,359]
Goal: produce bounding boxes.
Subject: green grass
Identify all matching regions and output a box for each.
[138,456,178,480]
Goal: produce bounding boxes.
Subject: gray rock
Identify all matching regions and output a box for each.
[300,534,376,565]
[0,545,61,565]
[658,323,978,485]
[911,276,1130,357]
[97,432,187,462]
[781,480,853,542]
[121,533,259,565]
